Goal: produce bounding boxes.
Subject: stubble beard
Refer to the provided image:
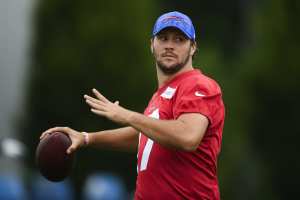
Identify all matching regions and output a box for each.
[154,48,191,75]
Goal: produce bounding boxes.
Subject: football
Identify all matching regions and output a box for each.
[36,131,74,182]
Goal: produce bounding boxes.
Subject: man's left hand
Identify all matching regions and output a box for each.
[84,88,133,125]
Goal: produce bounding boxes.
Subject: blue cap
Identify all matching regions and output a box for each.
[152,11,196,40]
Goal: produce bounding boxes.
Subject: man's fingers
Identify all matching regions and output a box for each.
[92,88,110,103]
[40,132,49,139]
[66,144,77,154]
[85,99,106,111]
[84,95,101,104]
[40,127,72,140]
[40,127,59,139]
[91,109,107,116]
[85,100,98,109]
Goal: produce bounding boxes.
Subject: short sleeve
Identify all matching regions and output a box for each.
[173,81,223,126]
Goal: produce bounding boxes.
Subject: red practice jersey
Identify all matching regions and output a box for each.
[134,69,225,200]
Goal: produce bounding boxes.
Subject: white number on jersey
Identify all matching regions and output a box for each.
[138,108,159,172]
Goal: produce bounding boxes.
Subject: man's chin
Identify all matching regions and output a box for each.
[159,61,178,69]
[160,64,177,71]
[157,62,184,75]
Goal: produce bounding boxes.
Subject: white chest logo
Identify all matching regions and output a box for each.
[195,91,205,97]
[160,87,176,99]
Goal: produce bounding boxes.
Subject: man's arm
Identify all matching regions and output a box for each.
[85,89,209,151]
[89,126,139,152]
[127,112,208,151]
[40,126,139,154]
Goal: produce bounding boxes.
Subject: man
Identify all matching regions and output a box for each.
[41,11,225,199]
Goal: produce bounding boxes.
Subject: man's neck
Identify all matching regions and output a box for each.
[156,64,194,88]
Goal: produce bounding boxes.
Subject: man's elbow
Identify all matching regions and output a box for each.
[181,136,201,152]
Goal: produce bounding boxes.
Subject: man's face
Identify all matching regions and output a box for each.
[151,27,195,75]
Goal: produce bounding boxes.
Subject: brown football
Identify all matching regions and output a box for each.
[36,131,74,182]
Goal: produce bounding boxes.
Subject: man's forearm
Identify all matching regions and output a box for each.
[126,111,200,151]
[88,126,139,152]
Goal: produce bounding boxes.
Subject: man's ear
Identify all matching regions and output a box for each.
[150,38,154,53]
[190,41,197,56]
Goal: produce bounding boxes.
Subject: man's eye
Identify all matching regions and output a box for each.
[158,36,167,41]
[175,37,184,42]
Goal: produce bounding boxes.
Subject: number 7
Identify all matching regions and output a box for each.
[138,109,159,172]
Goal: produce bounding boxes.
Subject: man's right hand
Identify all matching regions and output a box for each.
[40,127,85,154]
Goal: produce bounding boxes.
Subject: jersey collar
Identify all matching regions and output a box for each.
[157,69,202,95]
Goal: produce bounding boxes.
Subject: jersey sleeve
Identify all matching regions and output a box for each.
[172,79,223,126]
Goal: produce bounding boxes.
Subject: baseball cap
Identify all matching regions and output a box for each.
[152,11,196,40]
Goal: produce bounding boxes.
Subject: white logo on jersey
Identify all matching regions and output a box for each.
[161,87,176,99]
[195,91,205,97]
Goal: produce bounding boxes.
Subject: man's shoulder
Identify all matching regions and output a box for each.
[178,70,222,94]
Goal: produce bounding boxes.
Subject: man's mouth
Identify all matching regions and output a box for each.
[162,53,177,58]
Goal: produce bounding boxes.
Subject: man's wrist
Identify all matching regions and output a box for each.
[82,132,89,146]
[126,110,137,125]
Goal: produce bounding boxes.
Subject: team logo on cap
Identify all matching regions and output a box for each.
[161,16,189,26]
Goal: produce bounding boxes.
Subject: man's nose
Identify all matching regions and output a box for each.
[164,39,175,50]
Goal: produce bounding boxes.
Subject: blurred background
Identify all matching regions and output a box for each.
[0,0,299,199]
